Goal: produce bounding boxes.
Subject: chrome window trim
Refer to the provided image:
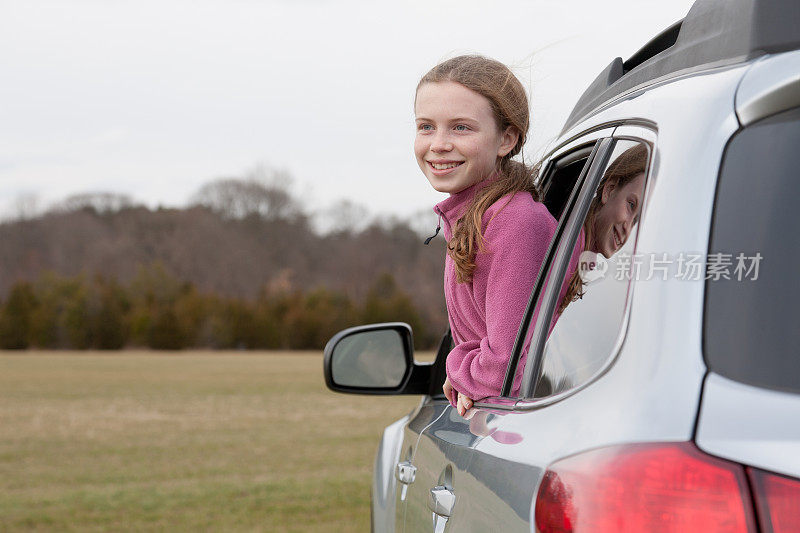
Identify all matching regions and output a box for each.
[613,125,657,145]
[539,125,618,165]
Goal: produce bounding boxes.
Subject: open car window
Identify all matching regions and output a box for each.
[540,145,596,223]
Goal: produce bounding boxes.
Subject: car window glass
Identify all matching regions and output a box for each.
[496,145,597,400]
[532,140,651,398]
[705,107,800,394]
[540,146,595,222]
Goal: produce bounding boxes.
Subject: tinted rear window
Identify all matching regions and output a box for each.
[705,107,800,394]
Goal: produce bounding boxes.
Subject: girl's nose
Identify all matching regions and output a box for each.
[431,132,453,152]
[621,217,633,239]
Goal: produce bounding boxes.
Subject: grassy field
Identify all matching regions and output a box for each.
[0,351,426,532]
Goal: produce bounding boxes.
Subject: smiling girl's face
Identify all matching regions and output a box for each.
[414,81,517,195]
[591,172,646,258]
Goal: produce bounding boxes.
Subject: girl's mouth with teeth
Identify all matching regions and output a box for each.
[613,228,622,249]
[428,161,463,171]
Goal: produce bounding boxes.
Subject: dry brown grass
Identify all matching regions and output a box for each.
[0,351,426,531]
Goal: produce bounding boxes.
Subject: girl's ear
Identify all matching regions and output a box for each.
[601,179,617,204]
[497,126,519,158]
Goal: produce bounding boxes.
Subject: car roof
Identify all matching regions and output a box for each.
[562,0,800,134]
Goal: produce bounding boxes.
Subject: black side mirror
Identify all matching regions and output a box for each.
[323,323,432,395]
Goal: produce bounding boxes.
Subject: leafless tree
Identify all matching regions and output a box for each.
[12,192,40,221]
[314,199,370,235]
[51,192,136,214]
[191,165,298,221]
[0,174,449,340]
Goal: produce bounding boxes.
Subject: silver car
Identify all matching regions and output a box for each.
[325,0,800,530]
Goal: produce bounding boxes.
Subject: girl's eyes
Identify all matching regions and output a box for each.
[416,123,471,132]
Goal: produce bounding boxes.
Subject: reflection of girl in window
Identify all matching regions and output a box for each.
[415,55,580,415]
[560,144,648,314]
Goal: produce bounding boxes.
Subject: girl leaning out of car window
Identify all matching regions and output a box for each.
[414,55,581,416]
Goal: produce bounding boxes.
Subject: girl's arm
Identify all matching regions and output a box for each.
[445,198,555,403]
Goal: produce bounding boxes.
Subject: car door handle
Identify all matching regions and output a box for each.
[428,485,455,517]
[395,461,417,485]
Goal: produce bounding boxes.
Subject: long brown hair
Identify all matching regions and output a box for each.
[417,55,540,283]
[558,143,649,314]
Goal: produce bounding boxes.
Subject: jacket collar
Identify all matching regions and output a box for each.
[433,172,500,239]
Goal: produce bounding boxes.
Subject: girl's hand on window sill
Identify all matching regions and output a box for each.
[443,376,457,406]
[457,392,474,417]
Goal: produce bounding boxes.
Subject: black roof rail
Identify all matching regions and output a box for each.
[561,0,800,134]
[623,21,682,74]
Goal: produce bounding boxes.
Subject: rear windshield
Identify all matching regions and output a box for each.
[704,107,800,394]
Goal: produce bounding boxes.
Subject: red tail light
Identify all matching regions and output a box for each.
[534,442,756,532]
[749,467,800,533]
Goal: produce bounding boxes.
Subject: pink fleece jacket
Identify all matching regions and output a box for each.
[434,178,580,404]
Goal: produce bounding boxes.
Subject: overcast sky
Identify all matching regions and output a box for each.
[1,0,695,224]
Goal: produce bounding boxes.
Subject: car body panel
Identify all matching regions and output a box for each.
[392,400,448,532]
[696,373,800,479]
[736,49,800,126]
[373,415,408,532]
[400,402,476,533]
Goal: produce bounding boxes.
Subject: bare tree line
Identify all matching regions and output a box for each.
[0,168,448,348]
